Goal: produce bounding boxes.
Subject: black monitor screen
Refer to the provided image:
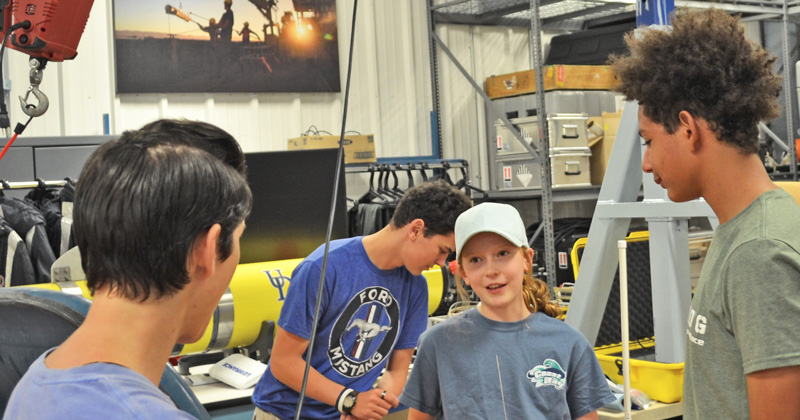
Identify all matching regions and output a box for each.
[239,149,347,264]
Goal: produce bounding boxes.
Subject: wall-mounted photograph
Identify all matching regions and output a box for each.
[113,0,340,93]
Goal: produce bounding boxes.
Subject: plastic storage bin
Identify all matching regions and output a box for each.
[595,338,684,403]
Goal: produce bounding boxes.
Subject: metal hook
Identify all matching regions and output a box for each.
[18,62,49,117]
[18,86,49,117]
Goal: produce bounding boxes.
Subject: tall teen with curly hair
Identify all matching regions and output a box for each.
[400,203,614,419]
[610,8,800,419]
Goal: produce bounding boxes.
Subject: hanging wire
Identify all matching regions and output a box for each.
[303,125,320,135]
[293,0,358,418]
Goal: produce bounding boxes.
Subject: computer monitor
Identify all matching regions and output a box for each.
[239,149,347,264]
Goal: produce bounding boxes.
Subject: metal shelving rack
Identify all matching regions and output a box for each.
[426,0,800,292]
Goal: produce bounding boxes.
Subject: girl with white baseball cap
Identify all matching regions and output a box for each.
[400,202,614,420]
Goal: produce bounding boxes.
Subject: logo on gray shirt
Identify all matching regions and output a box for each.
[527,358,567,390]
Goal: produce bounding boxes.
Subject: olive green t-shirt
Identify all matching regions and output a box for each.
[684,188,800,419]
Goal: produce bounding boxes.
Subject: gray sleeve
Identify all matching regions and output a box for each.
[725,240,800,374]
[400,333,442,417]
[567,338,616,418]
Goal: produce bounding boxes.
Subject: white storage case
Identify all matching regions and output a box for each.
[549,113,590,149]
[493,156,543,191]
[550,147,592,188]
[494,116,540,156]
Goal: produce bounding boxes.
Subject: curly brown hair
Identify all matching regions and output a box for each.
[455,247,562,318]
[609,8,782,153]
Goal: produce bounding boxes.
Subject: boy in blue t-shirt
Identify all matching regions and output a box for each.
[252,180,471,420]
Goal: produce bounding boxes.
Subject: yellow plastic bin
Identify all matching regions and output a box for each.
[595,338,684,403]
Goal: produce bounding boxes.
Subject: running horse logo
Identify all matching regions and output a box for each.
[347,318,391,341]
[328,286,400,377]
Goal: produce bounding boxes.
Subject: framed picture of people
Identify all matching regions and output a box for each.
[112,0,341,93]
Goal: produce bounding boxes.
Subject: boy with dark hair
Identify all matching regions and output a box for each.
[252,180,472,420]
[4,122,252,419]
[610,8,800,419]
[136,118,248,176]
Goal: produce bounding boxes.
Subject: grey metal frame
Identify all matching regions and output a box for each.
[528,0,558,291]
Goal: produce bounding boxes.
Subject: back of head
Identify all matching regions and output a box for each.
[390,180,472,236]
[74,135,252,301]
[136,119,247,177]
[610,8,782,153]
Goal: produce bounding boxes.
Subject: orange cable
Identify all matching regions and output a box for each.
[0,132,19,162]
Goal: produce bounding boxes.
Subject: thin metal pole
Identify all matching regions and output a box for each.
[618,240,632,420]
[427,0,443,158]
[529,0,557,292]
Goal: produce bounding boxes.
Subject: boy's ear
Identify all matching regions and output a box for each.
[407,218,425,241]
[188,224,222,279]
[678,110,702,152]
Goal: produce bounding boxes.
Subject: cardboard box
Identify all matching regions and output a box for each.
[287,135,376,164]
[486,65,616,99]
[589,111,621,186]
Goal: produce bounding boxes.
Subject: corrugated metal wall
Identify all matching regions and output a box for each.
[2,0,542,190]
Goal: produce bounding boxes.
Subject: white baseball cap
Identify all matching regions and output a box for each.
[455,202,528,260]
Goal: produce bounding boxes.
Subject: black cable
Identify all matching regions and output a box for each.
[303,124,319,136]
[294,0,358,418]
[15,114,33,133]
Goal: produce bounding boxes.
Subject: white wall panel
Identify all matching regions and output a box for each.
[59,0,114,136]
[112,94,161,132]
[156,95,211,123]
